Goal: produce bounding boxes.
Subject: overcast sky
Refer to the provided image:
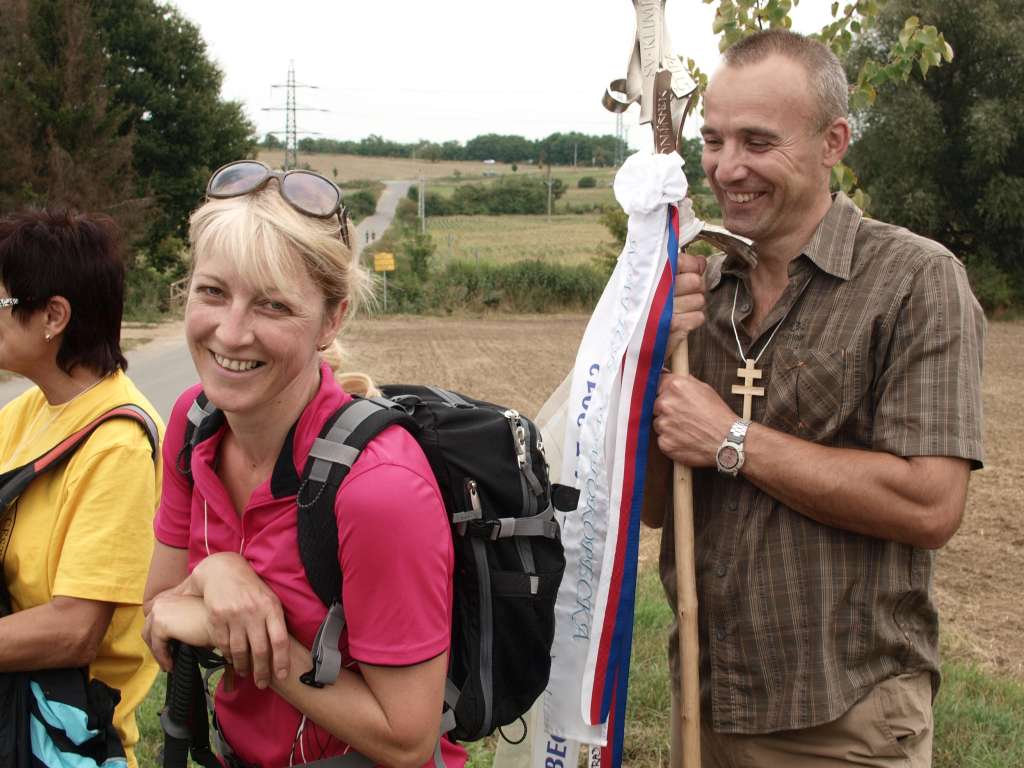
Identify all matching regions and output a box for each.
[168,1,836,151]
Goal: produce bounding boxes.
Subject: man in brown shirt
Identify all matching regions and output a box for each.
[647,30,985,767]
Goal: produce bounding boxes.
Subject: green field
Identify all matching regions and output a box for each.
[560,183,617,209]
[427,214,612,266]
[418,167,618,212]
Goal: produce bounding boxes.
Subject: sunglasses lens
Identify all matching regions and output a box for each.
[282,172,340,217]
[208,161,268,197]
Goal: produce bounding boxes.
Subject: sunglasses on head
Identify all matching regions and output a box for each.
[206,160,351,249]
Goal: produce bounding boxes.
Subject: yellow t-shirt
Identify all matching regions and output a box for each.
[0,371,163,767]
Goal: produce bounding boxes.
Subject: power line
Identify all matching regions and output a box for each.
[262,61,328,170]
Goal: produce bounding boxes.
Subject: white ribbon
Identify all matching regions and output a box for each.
[492,153,700,768]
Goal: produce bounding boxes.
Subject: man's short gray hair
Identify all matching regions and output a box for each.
[722,29,849,130]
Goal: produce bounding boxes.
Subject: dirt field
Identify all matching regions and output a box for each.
[936,319,1024,677]
[257,150,525,184]
[255,151,618,210]
[341,314,584,417]
[338,314,1024,681]
[120,314,1023,679]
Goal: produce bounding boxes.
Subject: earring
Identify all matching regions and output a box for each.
[44,333,52,343]
[317,343,329,352]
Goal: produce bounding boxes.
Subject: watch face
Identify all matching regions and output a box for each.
[719,445,739,469]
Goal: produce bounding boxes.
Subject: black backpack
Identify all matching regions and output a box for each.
[178,384,565,744]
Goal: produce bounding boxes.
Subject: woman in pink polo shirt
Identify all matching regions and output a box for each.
[141,161,465,768]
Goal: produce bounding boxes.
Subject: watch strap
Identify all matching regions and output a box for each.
[716,419,751,477]
[727,419,750,443]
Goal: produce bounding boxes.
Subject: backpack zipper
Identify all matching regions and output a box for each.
[503,409,528,470]
[502,409,539,575]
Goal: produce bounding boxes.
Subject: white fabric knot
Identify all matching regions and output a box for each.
[677,196,704,245]
[613,151,688,215]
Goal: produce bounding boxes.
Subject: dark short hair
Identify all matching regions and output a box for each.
[723,29,849,130]
[0,208,127,375]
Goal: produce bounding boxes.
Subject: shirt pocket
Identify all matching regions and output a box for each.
[765,347,849,440]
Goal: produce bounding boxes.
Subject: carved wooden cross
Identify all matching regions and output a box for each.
[731,359,765,420]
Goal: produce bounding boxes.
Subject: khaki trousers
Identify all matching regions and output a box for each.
[669,672,934,768]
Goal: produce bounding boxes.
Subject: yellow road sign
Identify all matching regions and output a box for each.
[374,252,395,272]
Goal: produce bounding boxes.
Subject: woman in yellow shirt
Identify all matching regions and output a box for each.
[0,208,163,767]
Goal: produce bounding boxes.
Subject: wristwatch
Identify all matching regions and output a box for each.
[716,419,751,477]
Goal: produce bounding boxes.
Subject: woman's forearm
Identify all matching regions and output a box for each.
[0,597,114,671]
[271,637,445,768]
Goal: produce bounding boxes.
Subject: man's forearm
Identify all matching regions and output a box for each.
[741,423,970,549]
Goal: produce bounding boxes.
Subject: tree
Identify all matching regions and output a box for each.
[599,1,954,271]
[92,0,254,269]
[414,140,443,162]
[403,233,434,281]
[698,0,954,208]
[678,136,705,189]
[845,0,1024,310]
[465,134,536,163]
[0,0,254,271]
[0,0,144,237]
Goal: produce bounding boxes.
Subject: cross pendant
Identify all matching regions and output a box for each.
[731,358,765,420]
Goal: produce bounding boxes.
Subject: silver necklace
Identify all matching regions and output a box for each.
[728,282,798,420]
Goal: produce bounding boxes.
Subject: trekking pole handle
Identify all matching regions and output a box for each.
[161,641,196,767]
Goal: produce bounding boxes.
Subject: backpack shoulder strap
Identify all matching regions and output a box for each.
[175,391,224,481]
[0,403,160,511]
[297,396,417,609]
[297,396,418,689]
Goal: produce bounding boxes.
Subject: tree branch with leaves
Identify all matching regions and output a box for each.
[686,0,955,211]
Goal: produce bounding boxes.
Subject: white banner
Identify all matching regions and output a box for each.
[493,153,702,768]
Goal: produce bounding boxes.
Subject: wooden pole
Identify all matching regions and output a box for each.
[652,67,701,768]
[671,339,700,767]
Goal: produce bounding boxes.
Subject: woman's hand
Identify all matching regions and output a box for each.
[142,593,212,672]
[186,552,290,689]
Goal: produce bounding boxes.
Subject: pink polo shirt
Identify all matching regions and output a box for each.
[155,365,466,767]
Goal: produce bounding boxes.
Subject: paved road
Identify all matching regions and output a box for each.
[0,334,197,420]
[354,180,411,253]
[1,181,412,419]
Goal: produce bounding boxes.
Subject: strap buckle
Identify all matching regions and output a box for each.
[301,601,346,688]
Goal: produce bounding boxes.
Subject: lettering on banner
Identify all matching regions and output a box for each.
[570,233,642,642]
[654,69,676,154]
[573,439,602,639]
[545,735,569,768]
[573,363,601,469]
[637,0,661,78]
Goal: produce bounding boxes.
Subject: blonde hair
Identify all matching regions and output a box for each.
[188,186,378,393]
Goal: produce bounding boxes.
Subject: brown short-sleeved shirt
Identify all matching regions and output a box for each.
[659,193,985,733]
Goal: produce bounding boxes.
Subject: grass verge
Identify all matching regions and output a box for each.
[133,565,1024,767]
[385,260,606,315]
